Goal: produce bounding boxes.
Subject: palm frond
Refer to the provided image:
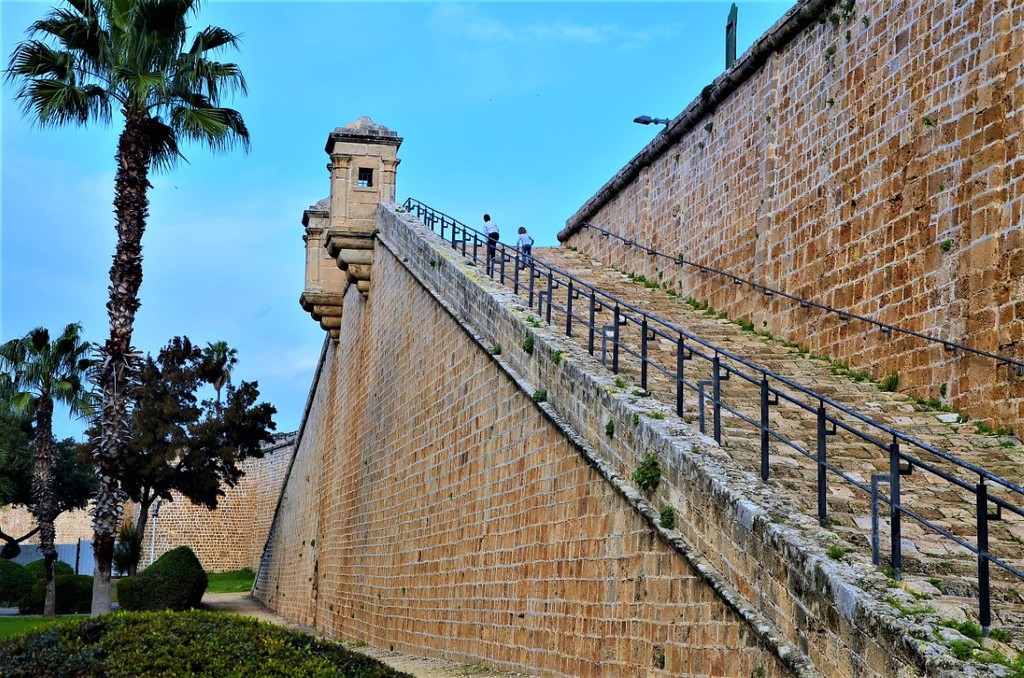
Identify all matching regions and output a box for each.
[29,7,105,66]
[6,40,76,81]
[18,79,99,126]
[186,25,241,57]
[139,115,183,172]
[170,104,250,153]
[174,57,246,104]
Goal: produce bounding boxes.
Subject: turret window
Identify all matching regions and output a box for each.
[357,167,373,188]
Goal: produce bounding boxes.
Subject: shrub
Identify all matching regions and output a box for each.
[117,546,208,612]
[0,610,413,677]
[19,575,93,614]
[0,559,34,606]
[23,559,74,581]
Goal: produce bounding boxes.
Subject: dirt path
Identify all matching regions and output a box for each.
[201,592,536,678]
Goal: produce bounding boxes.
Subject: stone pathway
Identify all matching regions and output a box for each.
[202,592,536,678]
[515,246,1024,632]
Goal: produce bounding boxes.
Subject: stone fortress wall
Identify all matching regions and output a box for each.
[560,0,1024,430]
[130,431,296,572]
[256,193,967,676]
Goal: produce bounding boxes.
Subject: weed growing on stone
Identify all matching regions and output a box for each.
[940,238,953,251]
[659,505,675,530]
[631,389,650,397]
[827,544,845,560]
[615,376,627,389]
[550,349,564,364]
[522,334,534,355]
[532,389,547,403]
[632,454,662,494]
[489,343,502,355]
[990,628,1012,644]
[648,412,665,420]
[605,420,615,437]
[880,371,900,392]
[922,115,937,128]
[632,413,641,426]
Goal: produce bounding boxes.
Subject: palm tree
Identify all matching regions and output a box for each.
[6,0,250,615]
[201,340,237,406]
[0,323,93,617]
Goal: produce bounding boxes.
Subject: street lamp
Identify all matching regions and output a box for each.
[633,115,671,126]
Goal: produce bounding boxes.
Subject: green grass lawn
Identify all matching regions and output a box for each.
[0,614,87,639]
[206,568,256,593]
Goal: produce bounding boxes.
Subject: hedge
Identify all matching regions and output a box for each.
[19,575,93,615]
[23,559,74,581]
[0,610,414,677]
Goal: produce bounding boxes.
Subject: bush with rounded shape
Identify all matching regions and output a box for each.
[0,610,413,677]
[19,574,93,614]
[23,559,75,581]
[117,546,208,612]
[0,559,34,606]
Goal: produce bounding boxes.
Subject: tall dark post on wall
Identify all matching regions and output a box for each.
[725,3,738,68]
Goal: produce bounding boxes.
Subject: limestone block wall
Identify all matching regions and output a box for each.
[561,0,1024,430]
[0,505,93,547]
[257,204,974,677]
[133,433,296,573]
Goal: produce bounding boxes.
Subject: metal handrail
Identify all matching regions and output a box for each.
[576,221,1024,377]
[402,197,1024,633]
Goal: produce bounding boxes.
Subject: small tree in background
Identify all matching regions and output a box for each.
[117,337,275,575]
[0,323,94,616]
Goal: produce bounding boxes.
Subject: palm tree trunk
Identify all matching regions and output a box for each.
[91,111,152,616]
[30,396,58,618]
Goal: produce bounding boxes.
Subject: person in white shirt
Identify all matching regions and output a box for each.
[516,226,534,270]
[483,214,499,275]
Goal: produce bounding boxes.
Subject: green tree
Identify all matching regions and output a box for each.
[0,324,93,616]
[6,0,250,615]
[119,337,275,575]
[0,420,96,560]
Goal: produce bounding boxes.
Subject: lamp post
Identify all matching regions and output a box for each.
[633,115,671,126]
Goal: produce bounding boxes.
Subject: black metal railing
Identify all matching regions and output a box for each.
[401,197,1024,633]
[574,221,1024,377]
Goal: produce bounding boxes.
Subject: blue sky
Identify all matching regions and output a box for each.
[1,1,791,439]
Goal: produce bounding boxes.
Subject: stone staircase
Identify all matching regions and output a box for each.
[512,245,1024,634]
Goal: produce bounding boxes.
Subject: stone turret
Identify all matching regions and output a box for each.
[301,117,402,336]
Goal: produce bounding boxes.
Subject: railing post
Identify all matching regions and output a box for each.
[588,293,597,355]
[641,317,649,390]
[612,305,621,374]
[528,266,536,308]
[545,271,554,324]
[566,281,574,337]
[499,247,506,283]
[977,478,992,635]
[712,355,722,444]
[675,334,685,418]
[760,376,770,482]
[450,218,457,248]
[817,402,828,527]
[889,437,902,582]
